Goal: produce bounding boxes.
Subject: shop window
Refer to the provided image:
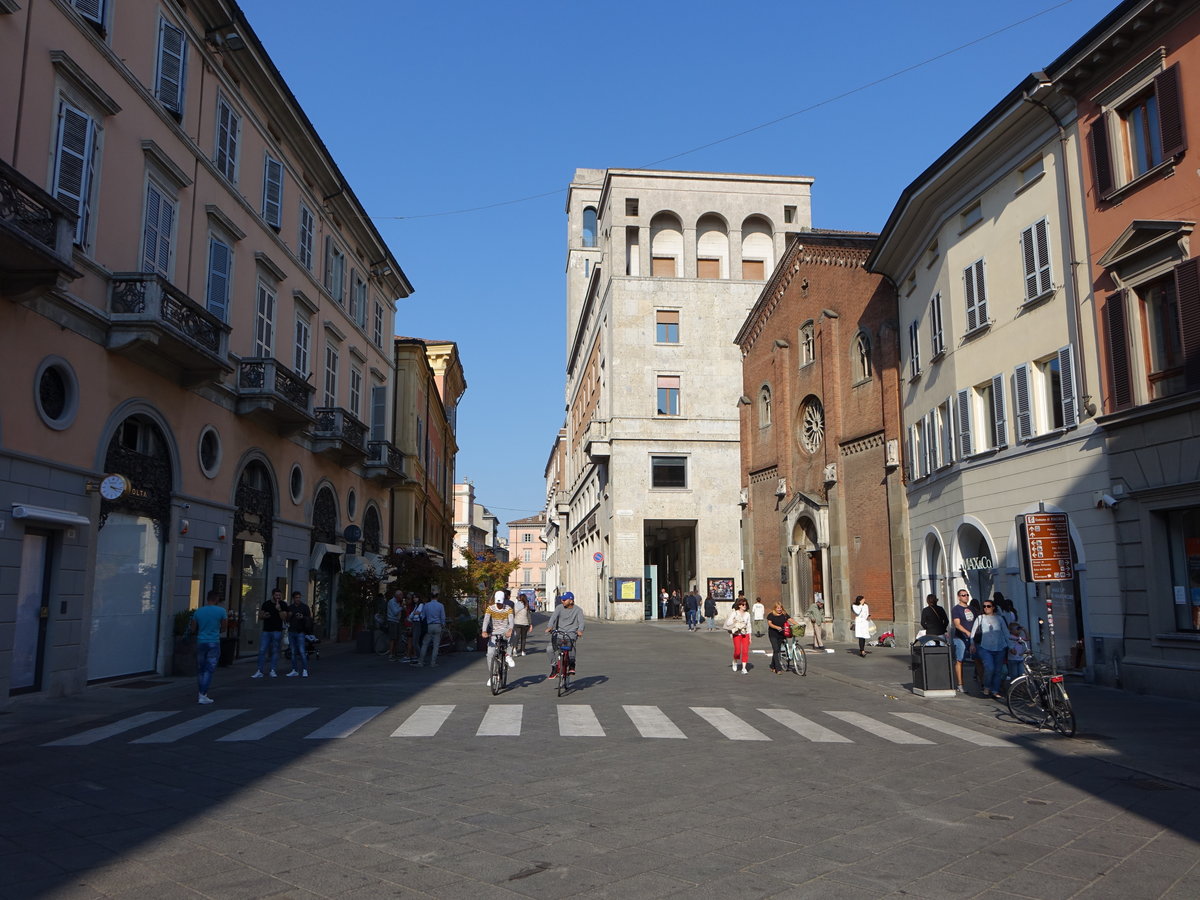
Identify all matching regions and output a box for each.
[1165,507,1200,632]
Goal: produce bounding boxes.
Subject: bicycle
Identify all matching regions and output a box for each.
[488,635,510,695]
[549,630,576,696]
[777,634,807,676]
[1005,653,1076,737]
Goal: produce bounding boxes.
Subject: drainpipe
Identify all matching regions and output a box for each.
[1022,75,1096,419]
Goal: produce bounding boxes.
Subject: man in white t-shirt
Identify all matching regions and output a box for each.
[751,596,766,638]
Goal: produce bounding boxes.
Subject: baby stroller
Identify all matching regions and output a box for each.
[282,631,321,662]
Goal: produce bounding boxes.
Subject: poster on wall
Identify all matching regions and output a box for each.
[614,577,641,602]
[707,577,735,601]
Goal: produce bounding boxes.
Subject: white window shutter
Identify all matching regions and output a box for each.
[1014,364,1033,441]
[956,388,972,458]
[1036,219,1053,296]
[262,155,283,228]
[371,386,388,443]
[1021,225,1038,301]
[964,265,977,331]
[71,0,104,26]
[52,101,96,244]
[974,260,987,325]
[156,19,187,114]
[1057,344,1078,428]
[206,238,231,321]
[906,425,916,481]
[991,373,1008,448]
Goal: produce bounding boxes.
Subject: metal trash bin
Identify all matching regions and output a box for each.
[911,635,955,696]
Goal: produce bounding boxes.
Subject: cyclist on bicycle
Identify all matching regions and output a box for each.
[482,590,516,687]
[546,591,584,675]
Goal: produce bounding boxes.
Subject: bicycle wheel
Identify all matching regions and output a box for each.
[1048,682,1076,737]
[557,650,570,696]
[793,643,807,677]
[490,654,503,696]
[1006,675,1043,726]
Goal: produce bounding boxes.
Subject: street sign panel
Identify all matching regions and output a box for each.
[593,552,604,563]
[1022,512,1073,582]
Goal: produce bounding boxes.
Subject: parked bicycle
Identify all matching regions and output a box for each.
[488,635,510,696]
[777,633,807,676]
[1006,652,1075,736]
[549,629,575,696]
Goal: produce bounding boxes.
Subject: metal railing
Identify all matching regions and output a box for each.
[312,407,368,451]
[238,357,313,411]
[109,272,228,355]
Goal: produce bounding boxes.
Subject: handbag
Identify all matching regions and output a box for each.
[867,619,878,638]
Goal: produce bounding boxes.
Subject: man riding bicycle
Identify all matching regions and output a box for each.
[481,590,516,687]
[546,591,585,675]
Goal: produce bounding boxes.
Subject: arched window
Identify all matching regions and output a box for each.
[235,460,275,555]
[800,322,815,366]
[759,385,772,426]
[363,505,382,554]
[312,485,338,545]
[582,207,597,248]
[696,214,728,278]
[854,333,872,381]
[650,212,682,277]
[741,216,774,280]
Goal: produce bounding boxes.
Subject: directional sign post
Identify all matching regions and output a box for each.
[1021,512,1073,582]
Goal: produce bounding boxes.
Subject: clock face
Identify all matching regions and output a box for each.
[99,474,127,500]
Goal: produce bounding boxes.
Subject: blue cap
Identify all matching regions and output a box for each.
[560,591,574,601]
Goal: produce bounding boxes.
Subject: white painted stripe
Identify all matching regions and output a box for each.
[391,704,455,737]
[131,710,247,744]
[305,706,388,740]
[825,711,934,744]
[478,705,523,736]
[558,705,604,737]
[623,705,686,739]
[217,708,317,742]
[891,713,1013,747]
[45,711,178,746]
[691,707,771,741]
[758,708,853,742]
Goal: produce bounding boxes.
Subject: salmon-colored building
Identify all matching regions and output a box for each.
[1,0,411,702]
[506,514,546,603]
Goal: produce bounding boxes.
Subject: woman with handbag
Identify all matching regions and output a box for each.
[766,600,795,673]
[851,595,871,658]
[723,597,753,674]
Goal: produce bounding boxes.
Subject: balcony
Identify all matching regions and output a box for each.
[0,158,81,302]
[236,357,315,435]
[108,272,231,386]
[554,490,569,516]
[365,440,406,486]
[583,418,610,459]
[311,406,368,464]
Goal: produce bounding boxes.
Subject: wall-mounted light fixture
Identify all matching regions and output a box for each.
[206,25,246,51]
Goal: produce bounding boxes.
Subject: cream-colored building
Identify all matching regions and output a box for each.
[0,0,410,701]
[867,76,1119,677]
[560,168,813,621]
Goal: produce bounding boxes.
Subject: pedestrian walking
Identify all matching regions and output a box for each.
[751,597,766,638]
[951,589,984,693]
[851,595,871,657]
[806,598,826,649]
[252,588,285,677]
[513,593,532,656]
[385,588,405,661]
[412,594,446,667]
[660,588,669,620]
[189,590,227,704]
[684,587,701,631]
[724,596,753,674]
[703,592,718,630]
[766,601,794,673]
[920,594,949,638]
[285,591,312,677]
[408,594,428,661]
[970,598,1010,699]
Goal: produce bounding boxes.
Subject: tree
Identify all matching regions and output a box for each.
[458,549,521,599]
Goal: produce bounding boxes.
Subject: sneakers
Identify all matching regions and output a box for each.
[568,668,575,675]
[268,670,278,678]
[506,655,516,668]
[251,671,264,679]
[520,651,526,657]
[198,694,214,704]
[741,666,749,675]
[956,684,966,693]
[301,670,308,677]
[486,677,494,687]
[286,670,300,677]
[731,661,738,671]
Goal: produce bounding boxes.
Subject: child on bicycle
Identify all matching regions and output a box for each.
[482,590,516,686]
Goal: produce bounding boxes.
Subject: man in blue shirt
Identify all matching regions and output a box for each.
[190,591,228,704]
[413,594,447,667]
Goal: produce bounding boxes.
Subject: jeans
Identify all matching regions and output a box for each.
[289,632,308,673]
[257,630,281,673]
[513,624,530,654]
[685,609,698,629]
[419,622,444,665]
[195,642,219,695]
[979,646,1007,694]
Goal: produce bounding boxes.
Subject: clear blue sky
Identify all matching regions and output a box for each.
[240,0,1116,532]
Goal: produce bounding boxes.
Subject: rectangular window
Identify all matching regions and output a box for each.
[956,389,974,459]
[986,374,1008,449]
[656,309,679,343]
[908,422,925,480]
[1166,507,1200,633]
[323,345,338,407]
[349,365,363,418]
[373,301,385,347]
[215,96,240,181]
[626,226,640,276]
[651,456,687,489]
[625,198,639,217]
[960,201,982,230]
[936,400,953,468]
[142,179,176,277]
[784,205,796,224]
[908,321,921,378]
[325,237,345,304]
[929,293,944,356]
[697,258,720,278]
[656,375,680,416]
[743,259,765,280]
[294,312,311,377]
[523,550,530,563]
[206,236,232,321]
[262,154,283,229]
[52,100,97,247]
[370,385,387,442]
[800,323,815,366]
[350,272,368,328]
[1019,155,1044,187]
[155,17,187,115]
[1140,274,1185,399]
[1021,219,1053,302]
[298,203,314,270]
[254,282,275,357]
[651,256,676,277]
[964,259,988,330]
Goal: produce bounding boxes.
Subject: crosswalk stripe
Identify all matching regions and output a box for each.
[132,709,247,744]
[826,710,934,744]
[691,707,771,741]
[305,706,387,740]
[392,704,455,737]
[759,708,853,742]
[624,705,686,739]
[891,713,1013,747]
[44,711,178,746]
[478,705,523,736]
[217,708,317,742]
[559,705,604,737]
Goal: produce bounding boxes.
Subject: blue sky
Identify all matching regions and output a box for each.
[239,0,1116,532]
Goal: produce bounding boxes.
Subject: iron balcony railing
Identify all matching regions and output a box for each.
[109,272,229,356]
